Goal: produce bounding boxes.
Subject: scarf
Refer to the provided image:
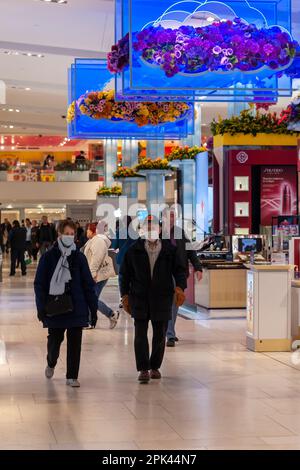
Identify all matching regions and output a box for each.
[49,238,76,295]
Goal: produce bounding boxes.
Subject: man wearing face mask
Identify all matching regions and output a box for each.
[120,215,187,384]
[34,219,98,388]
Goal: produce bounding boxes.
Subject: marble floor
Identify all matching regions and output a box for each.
[1,259,300,450]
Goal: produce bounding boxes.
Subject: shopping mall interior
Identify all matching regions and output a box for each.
[1,0,300,454]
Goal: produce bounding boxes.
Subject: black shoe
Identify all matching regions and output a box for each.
[167,339,176,347]
[138,370,150,384]
[175,337,179,342]
[22,273,27,276]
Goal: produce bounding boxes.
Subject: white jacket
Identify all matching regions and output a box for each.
[84,234,115,282]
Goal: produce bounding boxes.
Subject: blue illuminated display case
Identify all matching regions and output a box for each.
[68,58,194,140]
[114,0,295,102]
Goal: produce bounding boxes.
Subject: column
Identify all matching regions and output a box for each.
[104,139,118,187]
[121,139,139,198]
[146,140,165,159]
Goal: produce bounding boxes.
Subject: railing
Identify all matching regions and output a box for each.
[0,169,101,183]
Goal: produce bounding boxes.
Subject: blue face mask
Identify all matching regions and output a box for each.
[61,235,74,247]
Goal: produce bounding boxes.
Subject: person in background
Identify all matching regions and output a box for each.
[162,208,203,348]
[0,226,4,254]
[38,215,55,255]
[9,220,27,277]
[31,220,39,261]
[75,151,86,163]
[1,218,12,253]
[77,223,88,249]
[111,216,137,308]
[34,219,98,388]
[75,221,84,245]
[120,215,187,384]
[83,222,119,329]
[25,218,32,259]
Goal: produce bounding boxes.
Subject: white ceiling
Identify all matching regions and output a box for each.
[0,0,299,136]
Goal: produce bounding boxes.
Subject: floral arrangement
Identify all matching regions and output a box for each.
[168,145,206,161]
[135,157,171,171]
[113,167,144,179]
[67,90,190,128]
[97,185,122,196]
[211,105,300,137]
[283,97,300,131]
[54,160,92,171]
[67,101,75,123]
[108,18,297,78]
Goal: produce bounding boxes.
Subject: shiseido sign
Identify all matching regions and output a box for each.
[236,151,249,164]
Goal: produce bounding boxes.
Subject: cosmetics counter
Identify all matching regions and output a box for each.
[195,235,267,310]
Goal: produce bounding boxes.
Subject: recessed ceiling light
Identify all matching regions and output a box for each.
[39,0,68,4]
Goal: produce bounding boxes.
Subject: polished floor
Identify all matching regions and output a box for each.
[1,259,300,450]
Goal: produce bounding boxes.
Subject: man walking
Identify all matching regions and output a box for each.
[38,216,55,255]
[162,208,203,347]
[120,215,186,383]
[9,220,27,276]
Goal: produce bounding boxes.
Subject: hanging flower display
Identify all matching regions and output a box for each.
[67,90,190,127]
[135,158,171,171]
[168,145,206,161]
[211,105,300,137]
[97,185,122,196]
[113,167,144,179]
[108,19,297,77]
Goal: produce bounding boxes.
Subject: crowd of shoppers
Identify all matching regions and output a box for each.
[2,209,202,387]
[32,210,201,387]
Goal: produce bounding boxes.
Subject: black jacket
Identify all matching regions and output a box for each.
[9,227,26,251]
[38,224,54,244]
[119,238,187,321]
[34,243,98,329]
[164,226,202,276]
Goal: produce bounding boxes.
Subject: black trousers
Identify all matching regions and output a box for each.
[47,327,83,379]
[10,249,26,275]
[134,319,168,372]
[25,241,32,258]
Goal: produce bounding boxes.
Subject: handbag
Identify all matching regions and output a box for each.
[45,284,73,318]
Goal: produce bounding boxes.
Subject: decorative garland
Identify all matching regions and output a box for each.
[67,90,190,128]
[168,145,206,161]
[211,106,300,137]
[108,19,297,78]
[97,185,122,196]
[113,167,143,179]
[135,158,171,171]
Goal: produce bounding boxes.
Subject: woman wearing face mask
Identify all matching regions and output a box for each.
[120,215,187,384]
[83,221,119,329]
[34,219,98,388]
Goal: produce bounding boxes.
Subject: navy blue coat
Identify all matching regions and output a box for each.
[34,244,98,329]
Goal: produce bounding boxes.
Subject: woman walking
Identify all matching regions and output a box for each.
[34,219,98,387]
[84,222,119,329]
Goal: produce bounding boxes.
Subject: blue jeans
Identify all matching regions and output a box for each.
[167,302,179,340]
[94,280,113,319]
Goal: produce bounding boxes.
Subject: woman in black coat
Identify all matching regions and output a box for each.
[34,219,98,387]
[120,215,187,383]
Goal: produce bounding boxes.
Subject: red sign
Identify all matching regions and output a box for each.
[260,166,297,225]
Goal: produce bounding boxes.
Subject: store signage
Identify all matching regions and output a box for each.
[260,166,297,225]
[236,151,249,164]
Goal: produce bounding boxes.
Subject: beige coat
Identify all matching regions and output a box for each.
[84,234,115,282]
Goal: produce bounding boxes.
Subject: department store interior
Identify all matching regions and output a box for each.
[1,0,300,454]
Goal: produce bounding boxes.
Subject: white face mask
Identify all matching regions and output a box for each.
[61,235,75,247]
[145,230,160,243]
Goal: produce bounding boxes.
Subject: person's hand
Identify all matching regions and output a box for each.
[196,270,203,282]
[37,310,45,322]
[175,287,185,307]
[122,295,131,315]
[91,313,98,328]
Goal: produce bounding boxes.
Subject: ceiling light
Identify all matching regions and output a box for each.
[39,0,68,4]
[25,88,31,91]
[0,146,4,150]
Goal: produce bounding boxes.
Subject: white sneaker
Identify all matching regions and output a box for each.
[45,366,55,379]
[109,311,120,329]
[66,379,80,388]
